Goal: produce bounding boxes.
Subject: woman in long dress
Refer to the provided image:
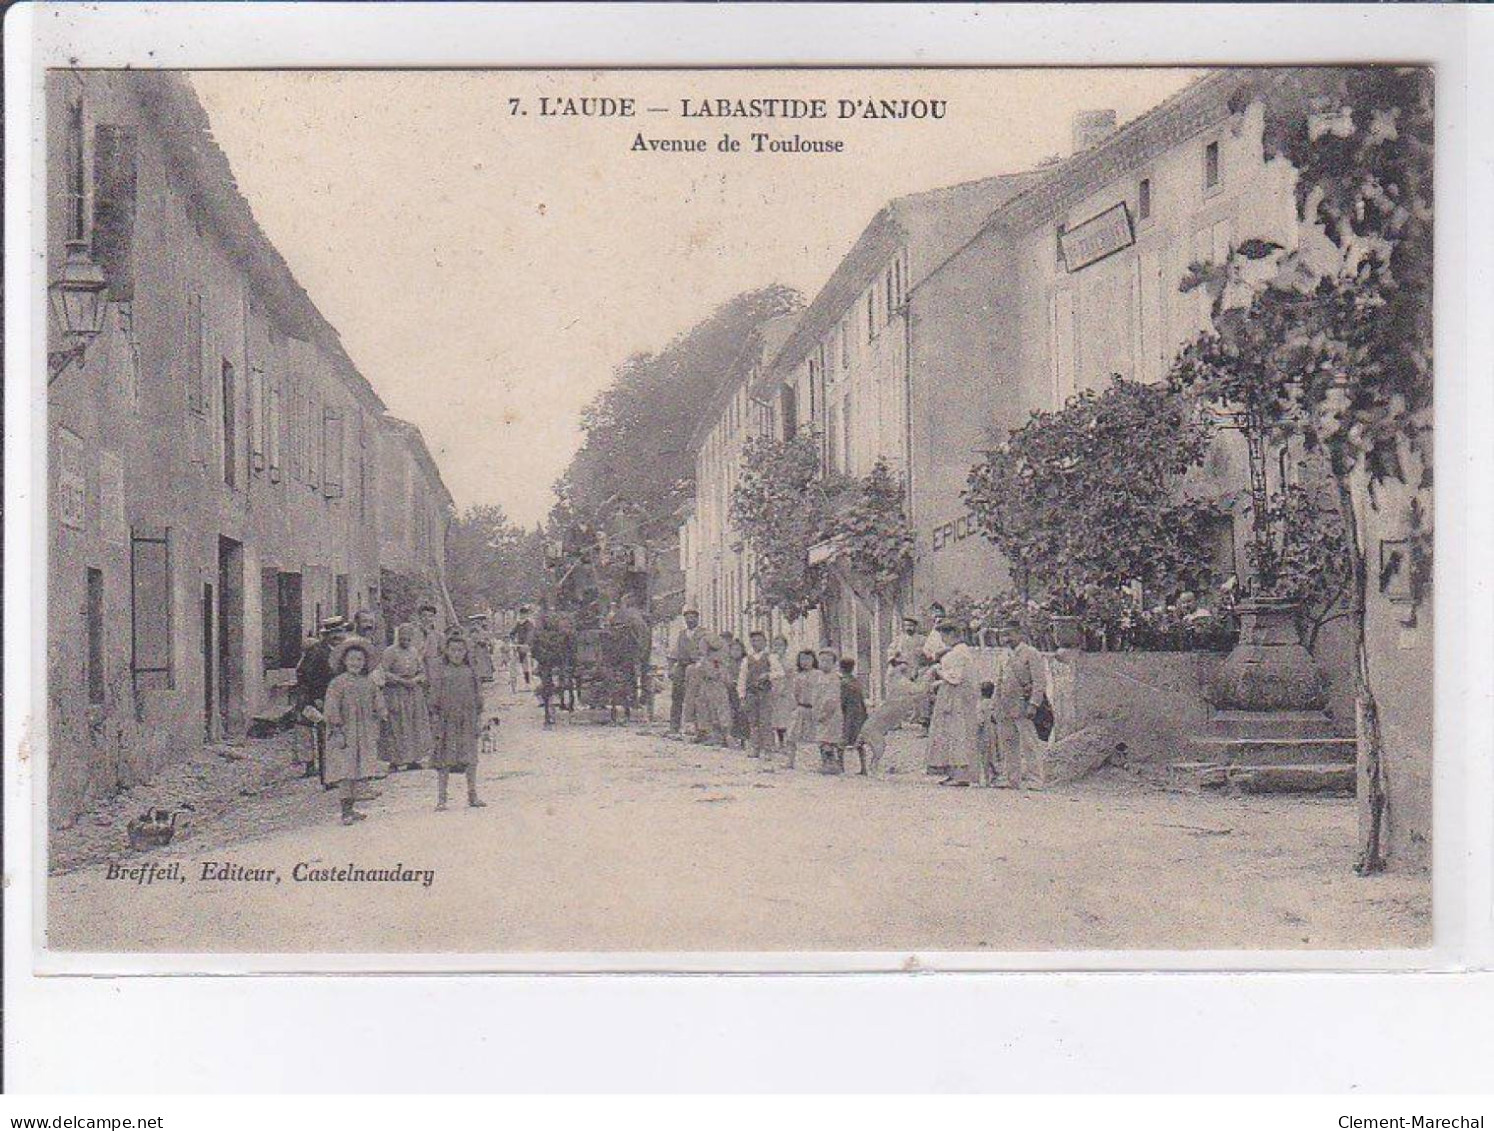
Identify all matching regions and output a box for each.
[926,621,979,786]
[323,641,388,825]
[376,623,432,772]
[428,633,486,811]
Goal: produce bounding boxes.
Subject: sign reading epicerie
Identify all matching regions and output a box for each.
[1060,201,1135,272]
[930,512,981,552]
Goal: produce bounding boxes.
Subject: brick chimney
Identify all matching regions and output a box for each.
[1071,109,1118,155]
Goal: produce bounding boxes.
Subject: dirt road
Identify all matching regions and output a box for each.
[46,684,1430,954]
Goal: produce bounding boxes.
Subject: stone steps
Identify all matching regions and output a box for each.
[1188,736,1357,766]
[1169,760,1356,795]
[1203,709,1350,741]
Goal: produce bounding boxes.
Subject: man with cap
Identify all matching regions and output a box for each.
[994,620,1049,790]
[294,616,349,784]
[466,613,496,682]
[415,602,445,684]
[668,607,704,735]
[509,604,536,686]
[887,614,925,671]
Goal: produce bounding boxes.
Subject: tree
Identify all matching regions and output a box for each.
[551,284,803,540]
[730,433,841,620]
[445,504,548,618]
[1178,67,1433,872]
[965,376,1219,607]
[834,458,916,598]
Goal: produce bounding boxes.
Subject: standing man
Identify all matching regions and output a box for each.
[509,604,536,687]
[351,607,379,645]
[994,621,1048,790]
[668,607,704,735]
[887,614,924,670]
[613,591,652,715]
[294,616,349,784]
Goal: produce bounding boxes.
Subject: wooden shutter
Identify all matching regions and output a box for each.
[322,407,344,498]
[92,125,137,301]
[267,379,283,479]
[249,366,266,471]
[185,294,205,414]
[130,526,174,690]
[260,567,280,672]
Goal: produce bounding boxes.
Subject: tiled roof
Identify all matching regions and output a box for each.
[760,170,1045,393]
[131,72,386,414]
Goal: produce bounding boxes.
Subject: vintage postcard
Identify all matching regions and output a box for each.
[36,62,1438,963]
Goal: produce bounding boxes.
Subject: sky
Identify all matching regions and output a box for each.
[191,68,1201,527]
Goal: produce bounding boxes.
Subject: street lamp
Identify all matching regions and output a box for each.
[48,238,109,382]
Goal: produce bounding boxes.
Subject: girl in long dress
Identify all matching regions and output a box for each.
[323,641,388,826]
[926,622,979,787]
[769,636,796,748]
[428,633,486,811]
[813,648,847,775]
[786,649,820,771]
[376,622,432,772]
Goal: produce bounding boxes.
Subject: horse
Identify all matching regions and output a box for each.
[530,612,577,727]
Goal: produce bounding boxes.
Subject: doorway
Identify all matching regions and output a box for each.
[217,536,245,735]
[201,582,215,739]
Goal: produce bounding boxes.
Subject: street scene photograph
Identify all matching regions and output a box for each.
[40,64,1435,957]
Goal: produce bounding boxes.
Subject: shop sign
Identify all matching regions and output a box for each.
[58,428,87,531]
[930,512,980,553]
[1060,202,1135,272]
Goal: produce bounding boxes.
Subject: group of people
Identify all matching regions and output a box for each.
[293,603,492,825]
[666,605,1050,788]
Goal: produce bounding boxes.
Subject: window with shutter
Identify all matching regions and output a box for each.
[267,380,282,479]
[130,526,174,690]
[92,125,137,301]
[249,366,265,471]
[185,294,205,414]
[323,407,344,498]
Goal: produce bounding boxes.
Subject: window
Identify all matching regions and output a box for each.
[86,567,105,705]
[335,574,350,619]
[842,393,853,473]
[1051,290,1077,404]
[221,359,237,488]
[92,125,138,300]
[885,266,895,320]
[1138,177,1153,221]
[249,366,265,472]
[780,384,798,441]
[839,322,850,371]
[866,293,876,342]
[65,98,86,241]
[1204,140,1221,191]
[130,526,173,690]
[185,294,205,414]
[267,382,282,480]
[1055,223,1067,269]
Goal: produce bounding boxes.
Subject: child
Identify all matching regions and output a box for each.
[770,635,795,749]
[839,657,869,776]
[814,648,847,775]
[786,649,820,771]
[738,629,782,759]
[974,680,1000,787]
[323,641,388,826]
[428,633,486,811]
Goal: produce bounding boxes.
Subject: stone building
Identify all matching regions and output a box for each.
[752,173,1044,691]
[685,314,797,638]
[45,71,451,826]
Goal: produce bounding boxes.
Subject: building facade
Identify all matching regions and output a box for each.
[46,71,451,826]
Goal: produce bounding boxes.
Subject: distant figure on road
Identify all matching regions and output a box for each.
[509,605,536,687]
